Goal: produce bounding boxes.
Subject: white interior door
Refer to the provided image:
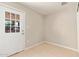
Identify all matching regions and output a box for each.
[0,6,25,57]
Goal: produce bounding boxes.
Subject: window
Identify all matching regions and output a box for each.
[5,11,20,33]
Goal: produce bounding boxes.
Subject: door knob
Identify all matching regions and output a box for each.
[22,33,24,35]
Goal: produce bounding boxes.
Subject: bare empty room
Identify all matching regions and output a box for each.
[0,2,79,57]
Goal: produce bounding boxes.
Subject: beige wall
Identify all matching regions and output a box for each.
[45,3,77,49]
[0,2,44,47]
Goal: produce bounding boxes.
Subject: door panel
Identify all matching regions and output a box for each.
[0,6,25,56]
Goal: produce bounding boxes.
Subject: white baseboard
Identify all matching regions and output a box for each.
[8,40,79,57]
[45,41,79,52]
[25,41,46,50]
[23,41,79,54]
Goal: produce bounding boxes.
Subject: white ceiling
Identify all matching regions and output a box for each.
[20,2,65,15]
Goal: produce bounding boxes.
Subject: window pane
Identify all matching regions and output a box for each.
[11,21,15,32]
[15,21,20,27]
[16,27,20,32]
[16,14,20,20]
[5,20,10,33]
[11,13,15,20]
[5,12,10,19]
